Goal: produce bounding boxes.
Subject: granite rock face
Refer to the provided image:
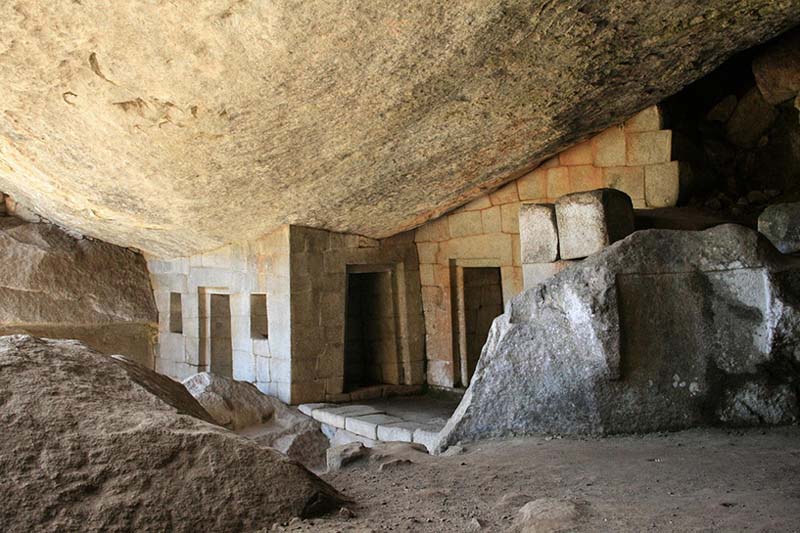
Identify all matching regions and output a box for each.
[437,225,800,448]
[758,202,800,254]
[0,218,157,366]
[753,26,800,105]
[0,2,798,255]
[0,336,344,531]
[184,372,330,469]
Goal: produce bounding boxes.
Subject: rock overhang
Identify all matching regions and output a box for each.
[1,1,799,256]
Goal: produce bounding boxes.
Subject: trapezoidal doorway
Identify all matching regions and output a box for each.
[455,266,504,387]
[343,270,399,392]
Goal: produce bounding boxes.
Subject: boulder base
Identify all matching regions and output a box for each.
[437,225,800,449]
[184,372,330,469]
[0,335,344,532]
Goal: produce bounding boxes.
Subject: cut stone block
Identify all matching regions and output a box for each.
[603,166,644,200]
[758,202,800,254]
[310,404,384,429]
[522,261,573,290]
[644,161,682,208]
[448,210,483,238]
[559,140,593,166]
[626,130,672,165]
[546,167,570,199]
[345,414,405,440]
[376,421,421,442]
[624,105,663,132]
[519,203,559,263]
[555,189,634,260]
[412,427,441,454]
[592,126,626,167]
[517,167,548,200]
[298,402,330,417]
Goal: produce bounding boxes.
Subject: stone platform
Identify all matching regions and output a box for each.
[299,394,460,453]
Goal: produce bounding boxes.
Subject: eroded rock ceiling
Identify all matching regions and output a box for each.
[1,1,799,256]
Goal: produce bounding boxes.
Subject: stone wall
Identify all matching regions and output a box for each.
[415,105,684,389]
[289,227,425,404]
[147,226,293,401]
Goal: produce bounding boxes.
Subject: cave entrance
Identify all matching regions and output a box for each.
[199,289,233,379]
[453,266,504,387]
[343,269,399,392]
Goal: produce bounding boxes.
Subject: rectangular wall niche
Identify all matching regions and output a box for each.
[199,288,233,379]
[250,293,268,339]
[343,271,398,392]
[169,292,182,334]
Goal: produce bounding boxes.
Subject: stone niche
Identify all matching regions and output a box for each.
[148,224,425,404]
[0,203,156,366]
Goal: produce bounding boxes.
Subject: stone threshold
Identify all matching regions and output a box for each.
[323,383,424,404]
[299,402,444,453]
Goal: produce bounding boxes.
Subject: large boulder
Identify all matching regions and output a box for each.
[0,335,344,531]
[183,372,330,470]
[437,225,800,449]
[758,202,800,254]
[0,218,157,366]
[752,27,800,105]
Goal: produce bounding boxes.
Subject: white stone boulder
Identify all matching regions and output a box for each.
[555,189,634,260]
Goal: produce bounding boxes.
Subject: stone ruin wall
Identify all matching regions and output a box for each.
[148,225,425,404]
[415,105,685,389]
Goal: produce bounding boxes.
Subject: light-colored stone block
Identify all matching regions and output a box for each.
[420,263,436,286]
[500,203,520,234]
[448,210,483,238]
[519,203,558,263]
[311,405,384,429]
[603,166,644,200]
[568,165,602,192]
[412,427,441,453]
[522,261,573,289]
[644,161,681,207]
[559,139,593,166]
[489,182,519,205]
[414,217,450,243]
[376,421,421,442]
[416,242,438,264]
[592,126,626,167]
[555,189,635,260]
[345,414,404,440]
[298,402,330,416]
[546,167,570,199]
[624,105,663,132]
[481,205,502,233]
[517,167,548,200]
[626,130,672,165]
[462,195,492,211]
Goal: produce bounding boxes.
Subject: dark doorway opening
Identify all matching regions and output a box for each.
[462,267,503,386]
[209,293,233,378]
[343,271,398,392]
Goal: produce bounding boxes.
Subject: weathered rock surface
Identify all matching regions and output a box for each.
[437,225,800,448]
[0,335,344,531]
[508,498,582,533]
[184,372,330,469]
[753,26,800,105]
[758,202,800,254]
[0,218,157,366]
[0,2,798,256]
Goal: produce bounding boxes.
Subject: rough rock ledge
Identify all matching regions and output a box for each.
[0,335,344,532]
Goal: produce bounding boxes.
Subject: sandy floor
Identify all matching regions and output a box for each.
[269,426,800,532]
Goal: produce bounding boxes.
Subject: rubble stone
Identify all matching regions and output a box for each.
[758,202,800,254]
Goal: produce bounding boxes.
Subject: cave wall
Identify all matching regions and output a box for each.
[0,197,157,366]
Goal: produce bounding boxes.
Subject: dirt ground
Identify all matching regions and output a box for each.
[268,426,800,532]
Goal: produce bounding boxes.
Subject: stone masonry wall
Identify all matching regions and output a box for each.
[146,226,293,402]
[415,105,684,389]
[289,226,425,404]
